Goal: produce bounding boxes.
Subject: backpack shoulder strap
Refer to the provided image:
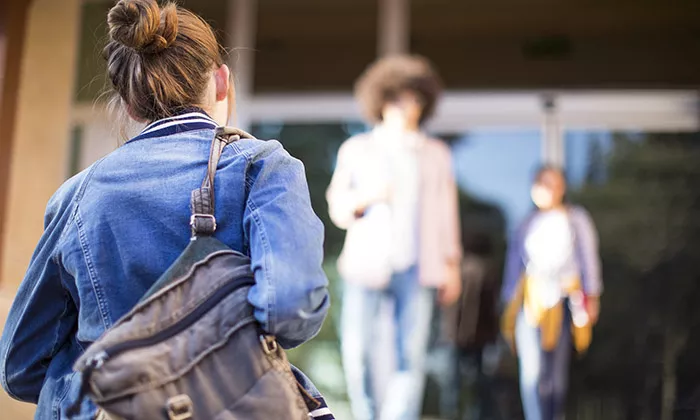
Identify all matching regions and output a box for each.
[190,126,255,237]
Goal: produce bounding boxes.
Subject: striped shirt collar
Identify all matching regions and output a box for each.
[130,108,219,142]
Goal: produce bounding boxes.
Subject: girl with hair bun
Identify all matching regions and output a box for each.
[0,1,332,418]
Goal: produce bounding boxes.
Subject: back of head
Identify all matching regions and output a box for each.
[105,0,224,122]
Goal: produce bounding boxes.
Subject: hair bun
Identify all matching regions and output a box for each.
[108,0,178,54]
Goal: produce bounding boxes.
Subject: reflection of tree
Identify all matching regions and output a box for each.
[457,188,508,336]
[584,135,607,186]
[459,188,507,258]
[569,132,700,420]
[443,133,508,278]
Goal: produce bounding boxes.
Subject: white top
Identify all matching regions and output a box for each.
[374,126,422,271]
[524,210,580,308]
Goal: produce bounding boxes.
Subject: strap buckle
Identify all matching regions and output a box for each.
[260,335,278,355]
[190,214,217,232]
[166,394,194,420]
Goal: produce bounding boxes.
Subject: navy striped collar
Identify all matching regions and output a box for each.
[130,109,219,142]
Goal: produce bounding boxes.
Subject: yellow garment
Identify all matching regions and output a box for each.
[501,276,592,353]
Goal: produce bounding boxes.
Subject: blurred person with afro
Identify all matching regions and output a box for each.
[327,55,462,420]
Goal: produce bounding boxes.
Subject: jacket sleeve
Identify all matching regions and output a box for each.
[572,207,603,296]
[0,196,77,403]
[500,223,526,305]
[326,139,362,230]
[440,144,462,264]
[243,141,330,349]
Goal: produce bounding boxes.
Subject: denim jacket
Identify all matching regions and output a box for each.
[0,111,330,419]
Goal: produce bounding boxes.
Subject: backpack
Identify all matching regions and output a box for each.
[67,127,311,420]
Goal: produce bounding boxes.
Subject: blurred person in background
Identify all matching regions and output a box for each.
[326,55,462,420]
[500,166,603,420]
[431,233,500,420]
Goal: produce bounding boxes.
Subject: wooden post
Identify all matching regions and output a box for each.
[0,0,31,282]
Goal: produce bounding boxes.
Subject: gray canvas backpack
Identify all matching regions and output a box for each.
[67,127,310,420]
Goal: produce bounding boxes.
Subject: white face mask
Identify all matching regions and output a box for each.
[531,185,555,209]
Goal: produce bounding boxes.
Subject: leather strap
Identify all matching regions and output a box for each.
[190,127,255,237]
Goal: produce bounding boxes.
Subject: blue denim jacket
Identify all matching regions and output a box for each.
[0,111,330,419]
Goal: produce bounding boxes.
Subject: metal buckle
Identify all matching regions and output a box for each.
[166,394,194,420]
[260,335,278,355]
[190,214,217,231]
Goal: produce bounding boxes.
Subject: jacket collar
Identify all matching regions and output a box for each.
[130,108,219,142]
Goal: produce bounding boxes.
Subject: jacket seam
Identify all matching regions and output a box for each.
[227,141,243,157]
[75,209,113,330]
[57,158,106,248]
[0,355,21,401]
[239,142,275,332]
[46,290,72,364]
[246,197,276,334]
[73,157,105,205]
[52,371,75,420]
[47,159,106,269]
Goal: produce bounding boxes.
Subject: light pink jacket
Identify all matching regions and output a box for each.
[326,132,462,287]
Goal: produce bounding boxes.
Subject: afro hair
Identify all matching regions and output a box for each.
[354,54,443,125]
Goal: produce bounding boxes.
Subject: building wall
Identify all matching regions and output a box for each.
[0,0,80,293]
[0,0,80,415]
[0,0,29,289]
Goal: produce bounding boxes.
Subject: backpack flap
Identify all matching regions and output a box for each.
[72,249,255,396]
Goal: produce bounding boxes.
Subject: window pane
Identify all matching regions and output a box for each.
[75,1,111,103]
[565,130,700,417]
[448,130,542,234]
[254,0,376,92]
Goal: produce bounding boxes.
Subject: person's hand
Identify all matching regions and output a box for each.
[438,262,462,307]
[586,296,600,325]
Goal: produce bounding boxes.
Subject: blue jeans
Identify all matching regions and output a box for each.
[515,309,572,420]
[341,266,434,420]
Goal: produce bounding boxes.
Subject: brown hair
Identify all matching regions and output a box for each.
[104,0,226,122]
[534,164,567,185]
[354,55,442,125]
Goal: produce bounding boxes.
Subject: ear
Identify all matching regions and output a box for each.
[214,64,231,102]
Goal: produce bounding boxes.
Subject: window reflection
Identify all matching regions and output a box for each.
[447,129,542,233]
[564,130,700,419]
